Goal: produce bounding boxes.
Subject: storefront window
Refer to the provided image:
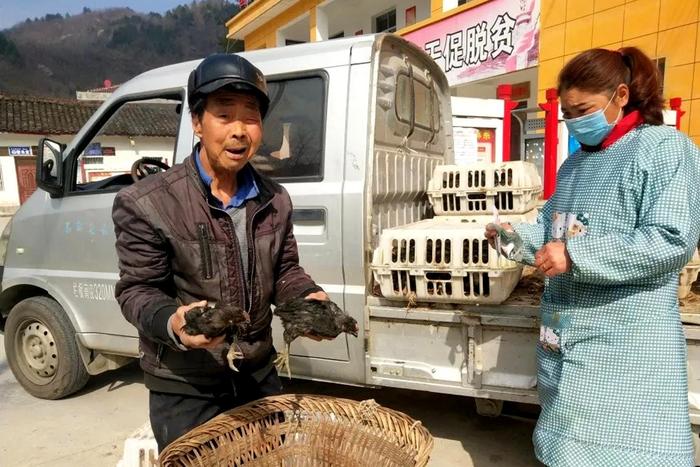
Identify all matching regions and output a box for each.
[374,9,396,33]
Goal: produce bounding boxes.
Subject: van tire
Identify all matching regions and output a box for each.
[474,398,504,417]
[4,296,89,399]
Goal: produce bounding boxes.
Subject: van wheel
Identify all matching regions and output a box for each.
[475,398,504,417]
[4,297,89,399]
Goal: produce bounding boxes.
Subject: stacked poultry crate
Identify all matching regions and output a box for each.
[371,162,542,305]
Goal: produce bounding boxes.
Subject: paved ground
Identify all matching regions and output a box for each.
[0,333,541,467]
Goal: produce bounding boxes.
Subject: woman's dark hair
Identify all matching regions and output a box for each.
[557,47,664,125]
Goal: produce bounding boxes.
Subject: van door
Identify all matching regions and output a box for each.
[365,35,456,386]
[367,35,454,248]
[8,94,187,357]
[251,70,353,376]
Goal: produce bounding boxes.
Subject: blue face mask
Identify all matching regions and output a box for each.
[564,92,621,147]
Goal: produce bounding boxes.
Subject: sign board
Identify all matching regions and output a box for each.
[403,0,540,86]
[9,146,32,156]
[454,127,496,164]
[453,127,479,165]
[85,142,102,156]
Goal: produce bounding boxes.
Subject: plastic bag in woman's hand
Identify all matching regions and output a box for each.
[486,222,524,262]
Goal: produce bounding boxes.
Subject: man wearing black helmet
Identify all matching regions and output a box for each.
[112,54,327,450]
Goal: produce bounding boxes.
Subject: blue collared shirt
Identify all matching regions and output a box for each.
[194,147,259,209]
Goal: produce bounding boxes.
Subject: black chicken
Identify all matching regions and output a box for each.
[182,305,250,371]
[273,298,358,378]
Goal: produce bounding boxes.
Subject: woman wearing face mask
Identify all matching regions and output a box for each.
[486,47,700,466]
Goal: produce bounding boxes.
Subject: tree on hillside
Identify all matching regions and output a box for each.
[0,32,22,64]
[0,1,242,97]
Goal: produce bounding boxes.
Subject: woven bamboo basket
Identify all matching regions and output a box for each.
[158,394,433,467]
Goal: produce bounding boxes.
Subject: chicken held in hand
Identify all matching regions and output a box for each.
[273,297,358,378]
[182,305,249,371]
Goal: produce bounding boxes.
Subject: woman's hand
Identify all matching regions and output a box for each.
[535,242,572,277]
[484,222,513,250]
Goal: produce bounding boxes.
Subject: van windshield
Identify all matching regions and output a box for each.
[74,97,181,191]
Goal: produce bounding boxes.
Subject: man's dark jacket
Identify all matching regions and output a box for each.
[112,154,320,386]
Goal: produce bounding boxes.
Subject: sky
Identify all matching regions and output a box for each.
[0,1,192,30]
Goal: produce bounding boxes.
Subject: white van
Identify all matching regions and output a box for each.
[2,34,699,428]
[0,34,453,400]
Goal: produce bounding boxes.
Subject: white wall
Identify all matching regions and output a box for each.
[0,157,20,207]
[442,0,459,12]
[394,0,430,30]
[451,66,540,110]
[317,0,430,37]
[0,132,176,205]
[78,135,176,182]
[279,12,310,43]
[0,133,74,207]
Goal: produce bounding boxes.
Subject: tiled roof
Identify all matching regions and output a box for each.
[0,94,178,137]
[101,101,179,138]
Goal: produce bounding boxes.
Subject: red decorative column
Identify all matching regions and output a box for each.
[669,97,686,131]
[538,88,559,199]
[496,84,519,162]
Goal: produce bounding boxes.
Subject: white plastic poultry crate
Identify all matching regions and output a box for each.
[680,249,700,299]
[371,217,528,304]
[372,217,535,270]
[427,162,542,215]
[117,422,158,467]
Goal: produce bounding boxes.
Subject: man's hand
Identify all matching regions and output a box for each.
[303,291,331,341]
[535,242,572,277]
[171,300,226,349]
[305,291,328,301]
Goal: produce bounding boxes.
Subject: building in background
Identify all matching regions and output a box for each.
[227,0,541,109]
[227,0,699,145]
[538,0,700,147]
[0,95,179,208]
[76,80,121,101]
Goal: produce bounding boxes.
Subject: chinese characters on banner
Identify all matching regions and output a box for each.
[403,0,540,86]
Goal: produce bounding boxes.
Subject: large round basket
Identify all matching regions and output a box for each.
[158,394,433,466]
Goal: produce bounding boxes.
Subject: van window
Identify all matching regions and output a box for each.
[413,80,435,130]
[250,76,325,182]
[72,97,182,192]
[396,74,412,123]
[395,71,440,135]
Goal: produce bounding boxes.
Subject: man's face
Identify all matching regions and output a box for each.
[192,89,263,175]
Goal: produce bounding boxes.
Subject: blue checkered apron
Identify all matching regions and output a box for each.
[514,125,700,466]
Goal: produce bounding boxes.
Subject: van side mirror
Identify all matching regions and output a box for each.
[37,138,65,197]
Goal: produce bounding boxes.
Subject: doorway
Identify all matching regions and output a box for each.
[15,157,37,204]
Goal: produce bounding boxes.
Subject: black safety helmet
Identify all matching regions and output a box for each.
[187,53,269,118]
